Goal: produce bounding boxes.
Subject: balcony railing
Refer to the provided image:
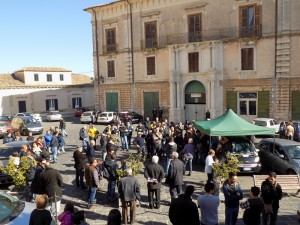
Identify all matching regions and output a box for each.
[141,25,261,49]
[102,44,118,53]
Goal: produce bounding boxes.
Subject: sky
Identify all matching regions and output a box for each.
[0,0,112,77]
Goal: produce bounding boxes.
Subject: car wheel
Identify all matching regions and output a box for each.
[287,169,297,175]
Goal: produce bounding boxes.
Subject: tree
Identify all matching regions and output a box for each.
[212,154,240,183]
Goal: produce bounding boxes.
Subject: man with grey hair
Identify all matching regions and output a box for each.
[166,151,185,198]
[118,168,140,224]
[144,155,165,209]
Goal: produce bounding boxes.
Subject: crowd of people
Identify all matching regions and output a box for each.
[2,113,286,225]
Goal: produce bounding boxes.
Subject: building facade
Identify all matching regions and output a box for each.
[0,67,94,115]
[85,0,300,123]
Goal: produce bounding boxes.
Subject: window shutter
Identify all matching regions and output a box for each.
[254,5,261,36]
[72,98,76,108]
[54,99,58,110]
[46,100,49,111]
[79,98,82,107]
[227,91,237,113]
[258,91,269,117]
[248,48,254,70]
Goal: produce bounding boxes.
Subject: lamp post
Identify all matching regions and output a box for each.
[96,75,104,111]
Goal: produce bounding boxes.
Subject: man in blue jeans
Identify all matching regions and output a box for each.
[222,172,243,225]
[85,158,99,209]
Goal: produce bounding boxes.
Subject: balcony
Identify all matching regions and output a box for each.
[140,25,261,49]
[102,44,118,53]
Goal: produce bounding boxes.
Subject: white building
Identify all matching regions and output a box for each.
[0,67,94,115]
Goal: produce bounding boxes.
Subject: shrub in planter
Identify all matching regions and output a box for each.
[116,153,145,180]
[1,156,36,188]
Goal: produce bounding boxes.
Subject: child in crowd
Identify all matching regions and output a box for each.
[73,210,89,225]
[58,202,75,225]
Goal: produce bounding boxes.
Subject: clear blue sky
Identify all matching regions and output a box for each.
[0,0,112,77]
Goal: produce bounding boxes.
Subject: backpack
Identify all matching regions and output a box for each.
[102,161,117,180]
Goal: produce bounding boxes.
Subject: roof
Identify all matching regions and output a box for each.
[260,138,300,146]
[14,67,72,72]
[84,0,121,11]
[193,109,276,136]
[71,74,93,85]
[0,74,25,87]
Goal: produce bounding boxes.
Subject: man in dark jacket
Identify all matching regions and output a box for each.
[85,158,100,209]
[261,172,282,225]
[59,117,67,137]
[104,153,118,201]
[222,172,243,225]
[166,152,184,198]
[169,185,200,225]
[118,168,140,225]
[73,146,87,189]
[240,186,264,225]
[40,162,63,215]
[133,132,146,157]
[30,157,46,201]
[144,155,165,209]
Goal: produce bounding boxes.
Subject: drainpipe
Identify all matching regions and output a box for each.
[125,0,135,111]
[91,8,101,111]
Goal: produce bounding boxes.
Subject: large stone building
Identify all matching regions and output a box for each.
[85,0,300,123]
[0,67,94,115]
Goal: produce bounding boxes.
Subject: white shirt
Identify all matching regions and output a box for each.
[205,155,214,174]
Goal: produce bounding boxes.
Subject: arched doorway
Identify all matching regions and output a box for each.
[185,80,206,121]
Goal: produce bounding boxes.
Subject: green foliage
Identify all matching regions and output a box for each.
[116,153,145,180]
[1,157,36,187]
[212,154,240,183]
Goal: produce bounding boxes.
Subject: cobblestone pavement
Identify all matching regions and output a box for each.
[18,118,300,224]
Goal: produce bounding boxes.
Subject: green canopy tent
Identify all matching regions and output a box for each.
[193,109,275,136]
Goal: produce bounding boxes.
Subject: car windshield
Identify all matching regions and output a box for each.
[23,118,37,124]
[24,113,33,117]
[253,120,267,126]
[284,145,300,159]
[0,192,24,223]
[230,140,256,154]
[82,112,92,116]
[99,113,107,117]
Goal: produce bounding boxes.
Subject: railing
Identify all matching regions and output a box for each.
[140,25,261,49]
[102,44,118,53]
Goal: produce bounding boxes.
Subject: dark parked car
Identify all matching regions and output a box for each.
[293,121,300,141]
[258,138,300,175]
[0,141,33,185]
[0,115,14,123]
[0,122,14,138]
[118,111,144,124]
[228,136,261,174]
[74,107,90,117]
[11,116,43,135]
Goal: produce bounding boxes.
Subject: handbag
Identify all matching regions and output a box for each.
[264,204,273,214]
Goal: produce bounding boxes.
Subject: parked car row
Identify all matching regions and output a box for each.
[79,111,144,125]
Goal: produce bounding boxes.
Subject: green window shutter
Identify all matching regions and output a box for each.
[227,91,237,113]
[292,91,300,120]
[258,91,269,117]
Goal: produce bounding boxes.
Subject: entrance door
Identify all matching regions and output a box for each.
[18,101,26,112]
[184,81,206,121]
[143,92,159,119]
[185,104,205,121]
[106,92,118,112]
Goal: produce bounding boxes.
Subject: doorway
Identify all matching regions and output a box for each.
[184,81,206,121]
[106,92,119,112]
[18,101,26,113]
[143,92,159,119]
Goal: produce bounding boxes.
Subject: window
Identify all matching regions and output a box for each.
[46,74,52,82]
[60,74,64,81]
[107,60,115,77]
[188,52,199,73]
[241,48,254,70]
[34,74,39,81]
[105,28,116,52]
[188,14,202,42]
[46,99,58,110]
[146,56,155,75]
[239,5,261,37]
[238,93,257,115]
[72,97,82,108]
[145,21,157,48]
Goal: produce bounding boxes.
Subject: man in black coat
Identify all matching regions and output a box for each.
[144,155,165,209]
[73,146,87,189]
[30,157,46,201]
[261,172,282,225]
[166,152,184,198]
[40,162,63,215]
[169,185,200,225]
